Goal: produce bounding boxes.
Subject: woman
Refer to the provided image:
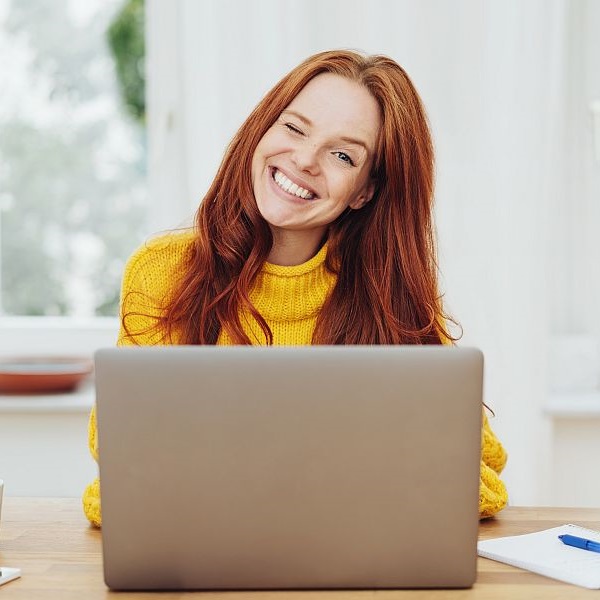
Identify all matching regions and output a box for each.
[83,49,507,527]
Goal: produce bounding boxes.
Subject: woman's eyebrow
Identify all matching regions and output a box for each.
[282,109,312,127]
[338,136,368,151]
[282,109,370,152]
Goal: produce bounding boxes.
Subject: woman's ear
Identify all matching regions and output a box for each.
[349,180,376,210]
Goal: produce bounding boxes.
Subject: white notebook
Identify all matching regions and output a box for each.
[0,567,21,586]
[478,524,600,589]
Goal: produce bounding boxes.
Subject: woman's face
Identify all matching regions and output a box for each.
[251,73,381,248]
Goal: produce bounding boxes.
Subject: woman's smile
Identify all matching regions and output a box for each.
[269,166,318,201]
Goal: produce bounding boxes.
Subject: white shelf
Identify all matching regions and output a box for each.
[545,392,600,418]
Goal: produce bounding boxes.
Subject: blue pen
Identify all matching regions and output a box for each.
[558,534,600,553]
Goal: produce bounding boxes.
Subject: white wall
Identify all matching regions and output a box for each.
[547,0,600,508]
[0,409,95,497]
[146,0,600,506]
[563,0,600,336]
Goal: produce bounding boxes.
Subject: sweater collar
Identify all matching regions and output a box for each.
[261,243,328,277]
[249,243,335,322]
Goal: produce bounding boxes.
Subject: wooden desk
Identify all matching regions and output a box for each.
[1,498,599,599]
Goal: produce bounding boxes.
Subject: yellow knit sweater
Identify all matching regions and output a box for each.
[83,231,508,527]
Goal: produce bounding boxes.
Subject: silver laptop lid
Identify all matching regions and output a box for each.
[96,346,483,590]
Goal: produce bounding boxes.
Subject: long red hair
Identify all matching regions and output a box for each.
[125,49,457,345]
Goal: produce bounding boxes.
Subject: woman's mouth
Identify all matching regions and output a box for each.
[271,167,317,200]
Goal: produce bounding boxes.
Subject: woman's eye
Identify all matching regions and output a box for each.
[285,123,304,135]
[333,151,355,166]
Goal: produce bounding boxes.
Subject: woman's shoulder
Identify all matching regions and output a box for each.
[123,229,197,294]
[126,229,197,270]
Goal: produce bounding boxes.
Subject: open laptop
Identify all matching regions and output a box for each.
[95,345,483,590]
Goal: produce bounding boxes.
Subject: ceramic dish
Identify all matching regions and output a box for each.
[0,356,93,394]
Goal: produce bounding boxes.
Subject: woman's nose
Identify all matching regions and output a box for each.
[291,143,320,174]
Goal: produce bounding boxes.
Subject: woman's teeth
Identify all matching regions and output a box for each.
[273,169,315,200]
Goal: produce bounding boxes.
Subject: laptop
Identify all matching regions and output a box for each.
[95,345,483,590]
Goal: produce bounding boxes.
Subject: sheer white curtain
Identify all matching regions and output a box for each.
[147,0,597,505]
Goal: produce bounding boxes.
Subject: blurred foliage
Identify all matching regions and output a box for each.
[107,0,145,123]
[0,0,147,317]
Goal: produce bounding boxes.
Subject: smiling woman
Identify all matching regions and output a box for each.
[82,49,509,527]
[120,50,448,347]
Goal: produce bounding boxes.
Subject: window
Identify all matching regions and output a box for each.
[0,0,147,317]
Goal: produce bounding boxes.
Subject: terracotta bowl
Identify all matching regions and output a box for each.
[0,356,94,394]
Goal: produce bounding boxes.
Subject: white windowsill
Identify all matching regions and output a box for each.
[0,380,95,414]
[545,392,600,418]
[0,316,119,358]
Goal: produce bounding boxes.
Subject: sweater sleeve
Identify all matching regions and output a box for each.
[82,283,148,527]
[437,328,508,518]
[82,234,193,527]
[479,412,508,518]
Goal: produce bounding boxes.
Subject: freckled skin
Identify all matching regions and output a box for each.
[251,73,381,264]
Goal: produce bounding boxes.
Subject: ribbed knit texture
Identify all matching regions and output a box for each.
[480,413,508,518]
[219,243,334,345]
[82,231,508,527]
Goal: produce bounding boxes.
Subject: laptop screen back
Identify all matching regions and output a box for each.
[95,345,483,590]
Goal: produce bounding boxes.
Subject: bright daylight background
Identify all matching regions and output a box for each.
[0,0,147,317]
[0,0,599,507]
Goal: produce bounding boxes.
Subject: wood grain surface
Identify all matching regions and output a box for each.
[1,498,599,599]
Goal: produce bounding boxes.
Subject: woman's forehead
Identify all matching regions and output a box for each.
[284,73,381,151]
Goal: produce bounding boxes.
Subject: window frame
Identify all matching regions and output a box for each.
[0,2,183,345]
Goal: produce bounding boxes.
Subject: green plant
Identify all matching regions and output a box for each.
[107,0,145,123]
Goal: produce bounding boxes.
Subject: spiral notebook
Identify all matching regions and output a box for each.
[478,523,600,589]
